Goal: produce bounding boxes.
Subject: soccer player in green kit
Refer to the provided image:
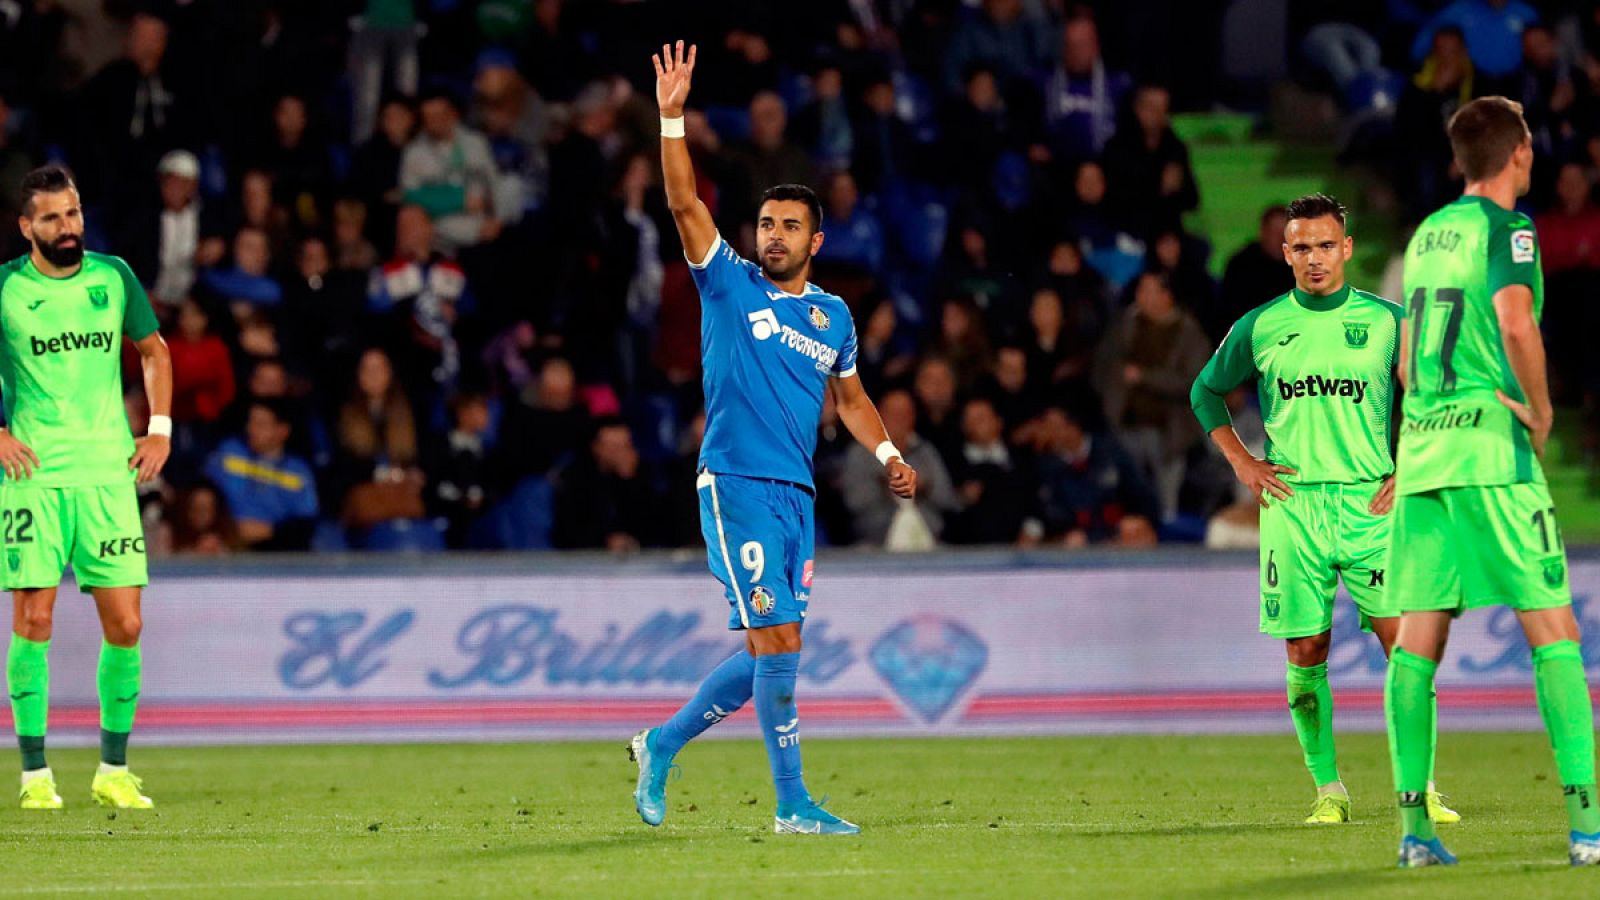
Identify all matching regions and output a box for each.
[2,166,172,811]
[1192,194,1458,826]
[1386,97,1600,868]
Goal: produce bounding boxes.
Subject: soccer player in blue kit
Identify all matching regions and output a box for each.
[629,42,918,836]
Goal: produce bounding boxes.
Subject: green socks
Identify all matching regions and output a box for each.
[7,635,49,771]
[97,641,141,766]
[1286,661,1339,787]
[1532,640,1600,835]
[1386,647,1438,840]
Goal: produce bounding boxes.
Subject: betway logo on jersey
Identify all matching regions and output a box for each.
[30,330,116,356]
[1276,375,1368,405]
[748,309,839,372]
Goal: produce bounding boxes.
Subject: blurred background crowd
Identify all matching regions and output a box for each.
[2,0,1596,554]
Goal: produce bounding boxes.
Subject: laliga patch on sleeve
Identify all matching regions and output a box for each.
[1511,229,1536,264]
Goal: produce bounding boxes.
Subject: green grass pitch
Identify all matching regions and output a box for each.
[0,734,1596,898]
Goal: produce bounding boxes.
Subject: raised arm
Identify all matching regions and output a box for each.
[654,41,717,264]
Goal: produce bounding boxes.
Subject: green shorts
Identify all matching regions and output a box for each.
[1387,482,1571,614]
[1259,481,1396,639]
[0,482,148,592]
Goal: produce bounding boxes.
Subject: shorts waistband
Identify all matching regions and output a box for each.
[696,469,814,496]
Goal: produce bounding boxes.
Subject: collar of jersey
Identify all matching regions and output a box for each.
[1290,283,1349,312]
[761,276,817,299]
[24,257,83,282]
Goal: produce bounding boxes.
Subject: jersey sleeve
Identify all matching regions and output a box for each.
[1190,314,1258,433]
[1487,214,1539,295]
[833,311,858,378]
[109,256,159,340]
[686,234,745,300]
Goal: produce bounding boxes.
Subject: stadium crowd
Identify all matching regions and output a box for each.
[0,0,1594,553]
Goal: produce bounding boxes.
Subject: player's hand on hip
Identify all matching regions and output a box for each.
[1232,456,1295,508]
[887,459,917,499]
[0,431,38,480]
[129,434,171,483]
[653,40,696,116]
[1369,475,1396,516]
[1496,390,1552,459]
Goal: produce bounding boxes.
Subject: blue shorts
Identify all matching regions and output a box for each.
[697,471,814,630]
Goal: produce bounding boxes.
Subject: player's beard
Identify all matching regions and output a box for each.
[34,233,83,268]
[761,246,811,282]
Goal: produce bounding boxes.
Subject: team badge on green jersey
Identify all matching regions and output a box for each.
[1342,321,1369,348]
[87,285,108,309]
[1263,594,1281,620]
[1543,558,1566,588]
[6,549,18,573]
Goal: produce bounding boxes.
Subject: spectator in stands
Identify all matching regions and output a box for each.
[1516,24,1576,165]
[850,71,921,195]
[1411,0,1539,82]
[206,398,319,551]
[282,235,368,391]
[1042,8,1130,163]
[841,389,958,547]
[233,168,295,260]
[426,391,496,548]
[589,152,664,392]
[943,0,1055,96]
[1215,206,1293,343]
[334,347,425,529]
[499,355,590,481]
[167,298,236,465]
[544,81,616,242]
[1039,237,1112,347]
[943,64,1025,197]
[816,169,885,277]
[1396,26,1475,223]
[930,296,994,389]
[912,355,964,471]
[332,198,379,272]
[472,50,549,226]
[257,94,332,231]
[854,298,916,392]
[939,223,1017,321]
[790,62,853,171]
[946,396,1029,545]
[980,344,1042,431]
[370,205,469,399]
[77,13,194,211]
[1093,271,1209,520]
[725,91,814,225]
[348,0,422,145]
[127,150,225,308]
[552,417,658,552]
[1537,161,1600,401]
[1067,160,1143,289]
[1103,84,1200,240]
[1142,226,1216,323]
[351,96,416,252]
[400,88,497,254]
[200,227,283,314]
[0,92,34,259]
[167,483,239,555]
[1024,286,1097,400]
[1022,405,1159,547]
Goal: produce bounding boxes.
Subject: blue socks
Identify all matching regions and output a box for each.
[655,650,756,758]
[754,652,809,809]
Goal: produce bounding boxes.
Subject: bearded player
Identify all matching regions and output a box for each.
[3,165,172,810]
[1191,194,1458,826]
[628,42,916,835]
[1386,97,1600,868]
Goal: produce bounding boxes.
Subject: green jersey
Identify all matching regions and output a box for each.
[0,252,159,487]
[1191,284,1401,484]
[1398,195,1542,494]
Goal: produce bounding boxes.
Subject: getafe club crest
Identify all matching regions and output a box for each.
[1342,321,1369,348]
[749,585,775,617]
[87,285,109,309]
[808,305,830,331]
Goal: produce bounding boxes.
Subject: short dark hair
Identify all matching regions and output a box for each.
[1260,205,1288,225]
[1448,96,1529,182]
[249,397,292,428]
[19,165,76,216]
[758,183,823,234]
[1285,193,1347,228]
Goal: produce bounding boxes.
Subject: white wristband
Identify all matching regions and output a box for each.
[660,115,686,139]
[875,441,902,466]
[147,415,172,438]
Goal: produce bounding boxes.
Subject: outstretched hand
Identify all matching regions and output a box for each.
[653,40,697,116]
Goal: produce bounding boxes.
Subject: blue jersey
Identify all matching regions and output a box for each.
[692,235,858,490]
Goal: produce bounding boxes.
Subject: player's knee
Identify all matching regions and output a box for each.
[104,613,142,646]
[17,607,53,638]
